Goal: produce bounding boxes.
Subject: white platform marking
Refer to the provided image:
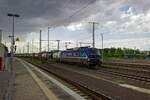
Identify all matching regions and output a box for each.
[119,84,150,94]
[20,60,59,100]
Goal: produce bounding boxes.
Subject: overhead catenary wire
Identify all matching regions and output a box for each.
[51,0,97,26]
[64,0,96,20]
[41,0,98,50]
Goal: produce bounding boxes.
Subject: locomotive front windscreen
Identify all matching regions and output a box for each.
[89,48,101,58]
[93,49,100,55]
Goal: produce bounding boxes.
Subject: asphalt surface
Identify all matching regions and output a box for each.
[12,59,49,100]
[0,72,14,100]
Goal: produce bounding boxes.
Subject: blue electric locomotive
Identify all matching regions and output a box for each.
[61,47,101,67]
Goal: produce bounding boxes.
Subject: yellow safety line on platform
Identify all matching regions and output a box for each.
[20,60,59,100]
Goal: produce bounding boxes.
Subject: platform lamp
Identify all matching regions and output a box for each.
[7,13,20,72]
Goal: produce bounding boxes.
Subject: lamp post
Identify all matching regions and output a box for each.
[101,33,104,62]
[48,27,50,52]
[8,13,20,71]
[89,22,98,48]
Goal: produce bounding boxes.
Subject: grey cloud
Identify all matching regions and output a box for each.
[0,0,97,41]
[123,0,150,13]
[0,0,97,29]
[1,0,150,42]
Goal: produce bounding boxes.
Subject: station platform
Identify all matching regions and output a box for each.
[11,58,84,100]
[0,72,14,100]
[12,58,49,100]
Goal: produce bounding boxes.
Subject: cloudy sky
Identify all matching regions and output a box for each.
[1,0,150,52]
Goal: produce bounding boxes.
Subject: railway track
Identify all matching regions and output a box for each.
[21,58,150,100]
[101,62,150,83]
[25,59,112,100]
[27,57,150,83]
[103,61,150,70]
[98,67,150,83]
[24,57,150,84]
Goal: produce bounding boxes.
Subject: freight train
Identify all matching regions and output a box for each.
[17,47,102,67]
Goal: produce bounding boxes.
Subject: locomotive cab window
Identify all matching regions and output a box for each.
[89,49,101,58]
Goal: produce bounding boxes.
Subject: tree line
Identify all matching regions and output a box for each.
[100,47,148,59]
